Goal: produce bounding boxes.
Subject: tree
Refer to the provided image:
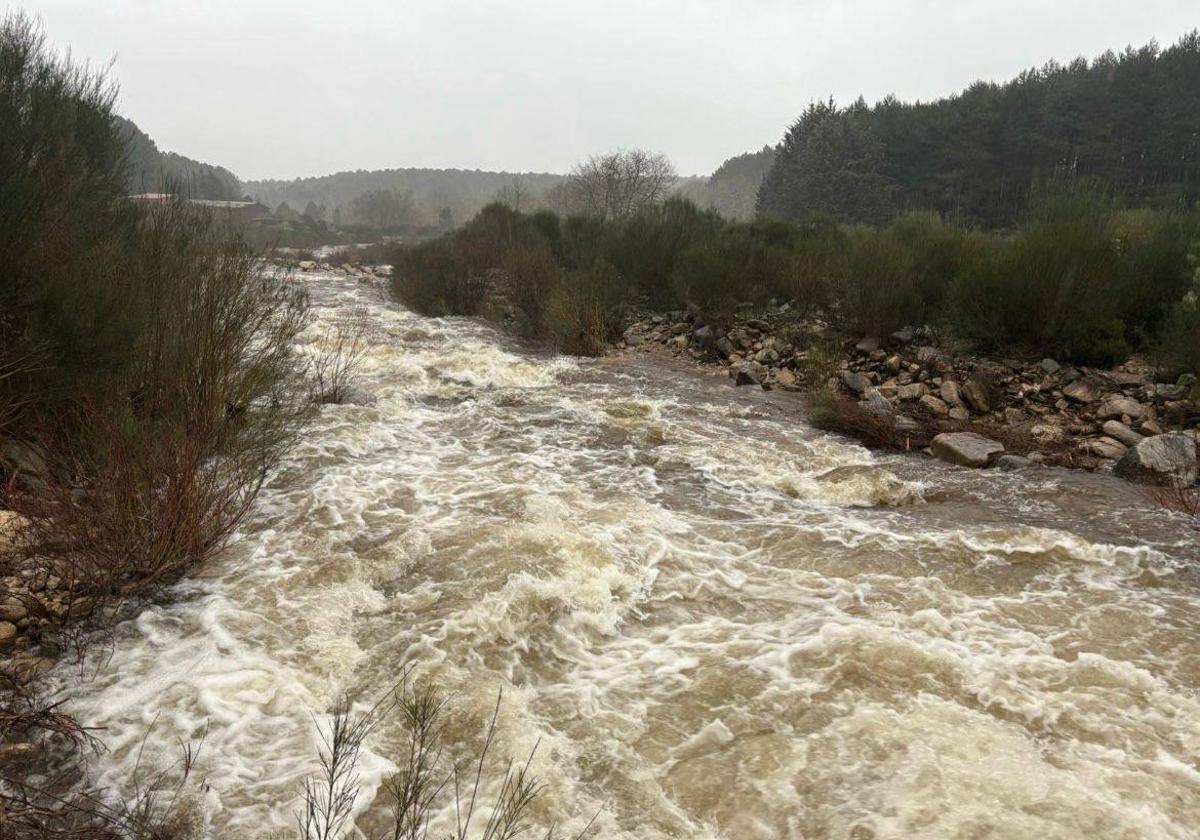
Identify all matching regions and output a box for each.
[758,99,894,224]
[494,176,529,211]
[347,188,415,231]
[564,149,678,220]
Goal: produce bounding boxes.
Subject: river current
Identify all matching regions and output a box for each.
[57,271,1200,839]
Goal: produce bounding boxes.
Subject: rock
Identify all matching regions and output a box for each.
[889,326,916,346]
[0,622,14,650]
[1063,380,1100,404]
[0,440,48,492]
[919,394,949,416]
[0,511,30,553]
[930,432,1005,468]
[948,406,970,422]
[1039,358,1061,375]
[1097,396,1148,422]
[916,346,944,368]
[884,355,902,375]
[862,389,894,416]
[961,380,991,414]
[714,336,733,358]
[623,333,644,347]
[298,260,317,270]
[0,600,26,623]
[940,380,965,409]
[1003,407,1026,425]
[996,455,1034,471]
[735,366,762,388]
[775,368,798,389]
[894,415,922,435]
[1088,437,1128,460]
[755,347,780,365]
[896,383,927,401]
[1113,433,1198,486]
[1101,420,1143,448]
[840,370,871,395]
[1140,419,1163,436]
[855,336,880,354]
[693,325,715,348]
[669,323,690,335]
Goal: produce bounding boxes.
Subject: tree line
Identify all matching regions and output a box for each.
[758,32,1200,227]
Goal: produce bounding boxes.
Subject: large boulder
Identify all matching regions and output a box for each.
[930,432,1005,468]
[1113,433,1198,486]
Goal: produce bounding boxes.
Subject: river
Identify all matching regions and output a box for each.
[57,270,1200,839]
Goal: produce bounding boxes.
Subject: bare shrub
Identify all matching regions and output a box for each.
[311,315,370,405]
[809,387,905,449]
[298,681,597,840]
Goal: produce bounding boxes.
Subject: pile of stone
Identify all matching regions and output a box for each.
[616,312,1200,486]
[0,511,64,686]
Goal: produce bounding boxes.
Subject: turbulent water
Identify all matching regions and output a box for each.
[56,271,1200,839]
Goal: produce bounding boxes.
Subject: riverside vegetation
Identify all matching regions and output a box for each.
[0,15,584,840]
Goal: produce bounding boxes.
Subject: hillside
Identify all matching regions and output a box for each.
[118,117,243,200]
[758,32,1200,226]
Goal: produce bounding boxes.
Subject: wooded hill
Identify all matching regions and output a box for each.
[758,32,1200,227]
[118,117,243,200]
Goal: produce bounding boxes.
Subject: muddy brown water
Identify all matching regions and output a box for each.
[54,272,1200,839]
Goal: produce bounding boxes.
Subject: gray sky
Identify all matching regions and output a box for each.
[18,0,1199,179]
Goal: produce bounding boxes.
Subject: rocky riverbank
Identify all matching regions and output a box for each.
[616,309,1200,488]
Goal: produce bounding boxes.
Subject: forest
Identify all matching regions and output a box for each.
[758,33,1200,226]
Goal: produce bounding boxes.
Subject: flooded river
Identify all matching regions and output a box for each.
[59,271,1200,839]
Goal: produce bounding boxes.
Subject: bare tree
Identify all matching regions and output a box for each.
[564,149,677,219]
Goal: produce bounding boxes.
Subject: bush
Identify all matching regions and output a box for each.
[836,225,918,337]
[950,192,1134,365]
[545,259,628,355]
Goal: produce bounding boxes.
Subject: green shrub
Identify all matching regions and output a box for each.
[545,259,628,355]
[499,236,560,337]
[835,225,918,337]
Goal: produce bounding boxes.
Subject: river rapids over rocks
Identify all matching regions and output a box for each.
[55,271,1200,839]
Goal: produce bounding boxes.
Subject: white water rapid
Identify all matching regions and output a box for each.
[54,270,1200,839]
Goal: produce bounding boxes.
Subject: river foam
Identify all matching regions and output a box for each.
[52,271,1200,839]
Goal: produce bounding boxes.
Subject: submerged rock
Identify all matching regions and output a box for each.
[930,432,1005,468]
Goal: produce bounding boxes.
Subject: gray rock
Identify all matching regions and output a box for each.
[755,347,780,365]
[961,380,991,414]
[896,383,927,401]
[669,323,690,335]
[948,406,970,422]
[1039,358,1061,375]
[1113,433,1198,486]
[840,370,871,395]
[889,326,916,346]
[1063,380,1099,404]
[1101,420,1143,448]
[996,455,1034,471]
[855,336,880,354]
[0,600,26,623]
[1088,437,1128,460]
[930,432,1005,468]
[940,380,965,409]
[894,415,922,435]
[0,622,15,650]
[735,366,762,388]
[1097,396,1148,422]
[861,388,894,416]
[919,394,949,416]
[714,336,733,358]
[623,333,644,347]
[692,325,715,348]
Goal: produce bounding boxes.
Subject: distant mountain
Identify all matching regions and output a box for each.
[118,117,243,200]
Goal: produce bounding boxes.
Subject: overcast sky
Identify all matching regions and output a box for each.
[17,1,1199,179]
